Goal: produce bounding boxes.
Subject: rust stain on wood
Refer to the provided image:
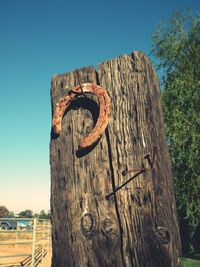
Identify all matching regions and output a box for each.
[52,83,111,149]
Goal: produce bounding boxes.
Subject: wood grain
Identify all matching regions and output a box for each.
[50,53,181,267]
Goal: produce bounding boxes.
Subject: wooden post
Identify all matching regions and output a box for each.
[48,220,51,251]
[31,218,37,267]
[50,52,181,267]
[42,220,45,263]
[15,221,19,249]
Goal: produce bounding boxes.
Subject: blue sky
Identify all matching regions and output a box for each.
[0,0,199,213]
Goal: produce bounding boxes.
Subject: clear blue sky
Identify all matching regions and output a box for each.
[0,0,199,213]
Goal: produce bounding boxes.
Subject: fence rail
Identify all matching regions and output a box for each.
[0,218,51,267]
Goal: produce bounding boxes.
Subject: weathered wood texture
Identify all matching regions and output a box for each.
[50,52,181,267]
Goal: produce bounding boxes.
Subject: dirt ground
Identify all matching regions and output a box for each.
[0,244,52,267]
[38,250,52,267]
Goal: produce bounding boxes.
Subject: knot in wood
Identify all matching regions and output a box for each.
[156,226,170,245]
[80,213,96,238]
[101,217,117,239]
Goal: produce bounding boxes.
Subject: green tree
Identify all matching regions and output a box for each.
[38,210,51,219]
[151,9,200,254]
[39,210,46,219]
[18,209,33,218]
[46,210,52,220]
[8,211,14,217]
[0,205,9,217]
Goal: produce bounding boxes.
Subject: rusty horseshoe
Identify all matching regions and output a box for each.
[52,83,111,149]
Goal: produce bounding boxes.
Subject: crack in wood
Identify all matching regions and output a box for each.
[105,127,126,267]
[50,53,181,266]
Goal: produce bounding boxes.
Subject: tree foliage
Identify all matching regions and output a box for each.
[0,205,9,217]
[151,9,200,254]
[38,210,51,219]
[18,209,33,218]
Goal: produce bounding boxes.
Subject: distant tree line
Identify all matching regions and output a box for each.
[0,205,51,220]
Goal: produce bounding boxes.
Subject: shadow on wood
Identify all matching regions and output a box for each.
[50,52,181,267]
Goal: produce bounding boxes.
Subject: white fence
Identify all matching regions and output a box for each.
[0,218,51,267]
